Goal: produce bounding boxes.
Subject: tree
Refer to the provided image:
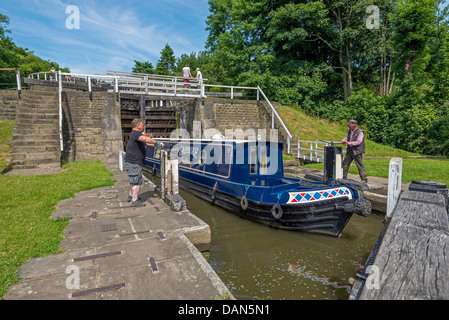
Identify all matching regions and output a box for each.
[390,0,440,78]
[155,44,176,75]
[132,60,154,74]
[0,12,69,79]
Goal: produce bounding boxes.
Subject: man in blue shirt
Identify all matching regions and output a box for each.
[124,118,164,207]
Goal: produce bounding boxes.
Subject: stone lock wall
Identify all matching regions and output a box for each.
[62,90,123,164]
[176,97,290,148]
[0,90,20,121]
[1,83,290,169]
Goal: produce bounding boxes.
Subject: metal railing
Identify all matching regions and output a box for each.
[26,70,293,154]
[0,68,22,97]
[297,140,345,162]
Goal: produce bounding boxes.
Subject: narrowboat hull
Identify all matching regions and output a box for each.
[178,177,355,236]
[144,139,371,237]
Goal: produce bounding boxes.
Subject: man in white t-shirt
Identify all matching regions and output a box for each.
[182,64,193,90]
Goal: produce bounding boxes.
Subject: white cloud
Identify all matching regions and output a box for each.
[4,0,209,74]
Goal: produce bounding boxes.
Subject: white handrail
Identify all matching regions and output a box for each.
[257,86,292,154]
[297,140,345,162]
[26,70,294,154]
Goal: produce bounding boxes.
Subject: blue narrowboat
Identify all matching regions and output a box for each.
[144,138,371,236]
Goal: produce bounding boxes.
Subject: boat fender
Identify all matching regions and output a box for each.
[240,185,250,210]
[271,203,283,220]
[240,196,249,211]
[211,182,218,203]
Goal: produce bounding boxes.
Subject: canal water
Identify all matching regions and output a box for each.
[179,189,385,300]
[144,172,384,300]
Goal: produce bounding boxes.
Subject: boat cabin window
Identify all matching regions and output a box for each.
[259,146,268,175]
[250,146,257,174]
[200,150,207,166]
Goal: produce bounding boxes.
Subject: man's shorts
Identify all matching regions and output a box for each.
[124,162,143,186]
[183,78,190,83]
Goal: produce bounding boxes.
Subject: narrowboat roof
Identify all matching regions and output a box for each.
[151,138,283,145]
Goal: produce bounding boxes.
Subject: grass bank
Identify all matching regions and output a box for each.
[305,158,449,185]
[0,161,115,299]
[277,105,449,185]
[0,120,116,298]
[0,121,14,171]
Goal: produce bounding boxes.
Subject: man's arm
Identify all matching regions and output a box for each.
[138,135,157,145]
[342,132,349,146]
[347,132,364,147]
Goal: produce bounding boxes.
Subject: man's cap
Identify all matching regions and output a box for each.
[347,119,357,125]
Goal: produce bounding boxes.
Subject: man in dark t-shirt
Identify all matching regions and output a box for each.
[124,118,164,207]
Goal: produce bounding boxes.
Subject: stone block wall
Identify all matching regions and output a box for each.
[176,97,292,152]
[0,90,20,121]
[213,98,272,139]
[62,90,123,164]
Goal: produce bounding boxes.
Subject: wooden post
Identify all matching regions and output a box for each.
[386,157,403,218]
[160,150,183,211]
[160,150,179,197]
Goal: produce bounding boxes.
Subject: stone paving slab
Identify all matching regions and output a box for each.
[4,167,231,300]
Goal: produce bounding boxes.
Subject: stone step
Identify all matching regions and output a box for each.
[18,105,58,112]
[11,137,60,145]
[12,151,61,160]
[14,118,59,125]
[21,98,58,105]
[12,128,59,135]
[11,163,38,170]
[12,157,60,168]
[15,113,59,120]
[22,91,59,97]
[12,144,60,153]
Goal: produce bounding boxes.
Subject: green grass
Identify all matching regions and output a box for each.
[277,105,420,158]
[0,121,14,171]
[277,105,449,185]
[305,158,449,185]
[0,160,115,299]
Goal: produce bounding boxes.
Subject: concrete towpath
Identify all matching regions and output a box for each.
[4,163,232,300]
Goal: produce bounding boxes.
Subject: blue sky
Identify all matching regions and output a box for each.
[1,0,210,74]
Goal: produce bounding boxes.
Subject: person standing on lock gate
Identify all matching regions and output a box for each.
[182,64,193,91]
[124,118,164,207]
[341,119,368,183]
[195,67,203,84]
